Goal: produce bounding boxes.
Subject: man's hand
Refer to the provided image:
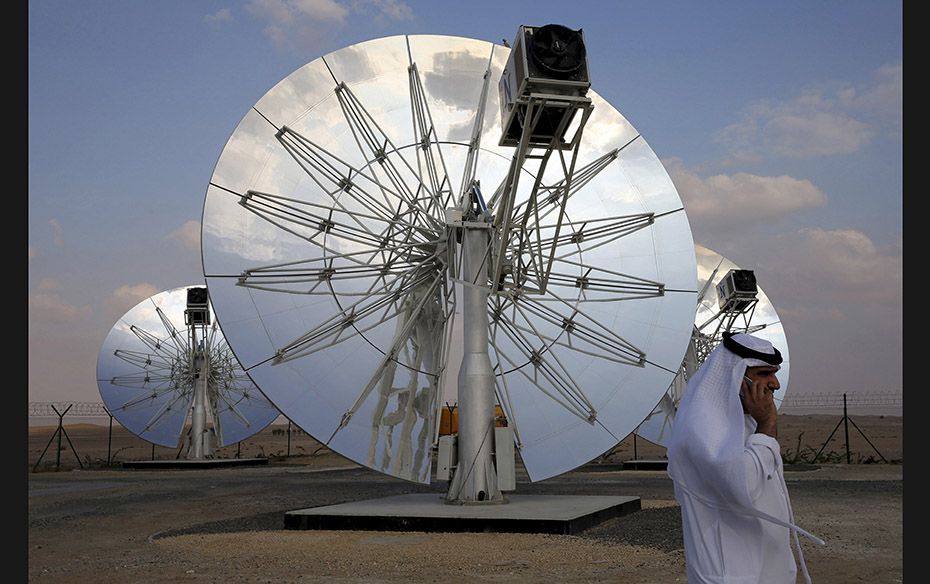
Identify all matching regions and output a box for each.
[741,376,778,438]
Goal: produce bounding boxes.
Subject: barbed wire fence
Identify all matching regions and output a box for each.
[777,390,902,411]
[29,401,111,417]
[29,390,903,421]
[612,390,902,464]
[28,402,303,471]
[29,391,902,471]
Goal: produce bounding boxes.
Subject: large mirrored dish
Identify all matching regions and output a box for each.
[636,244,790,447]
[202,34,697,483]
[96,285,279,447]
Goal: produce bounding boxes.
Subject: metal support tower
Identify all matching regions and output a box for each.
[444,83,593,503]
[446,191,503,503]
[187,324,211,459]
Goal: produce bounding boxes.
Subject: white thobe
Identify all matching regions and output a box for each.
[674,416,797,584]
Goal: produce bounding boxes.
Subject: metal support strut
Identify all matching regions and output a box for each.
[445,192,503,504]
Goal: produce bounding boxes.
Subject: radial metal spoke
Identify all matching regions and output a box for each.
[212,385,253,428]
[128,324,183,361]
[489,312,596,423]
[107,377,174,392]
[236,238,443,293]
[112,349,175,372]
[494,292,648,368]
[457,49,497,202]
[277,126,419,229]
[488,295,598,422]
[543,257,669,300]
[331,82,445,231]
[273,269,440,362]
[540,213,655,254]
[237,187,430,251]
[153,307,190,356]
[235,187,441,303]
[493,297,600,414]
[502,213,657,292]
[408,61,455,217]
[140,390,193,433]
[325,276,445,440]
[112,379,186,411]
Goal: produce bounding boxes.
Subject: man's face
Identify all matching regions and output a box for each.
[745,365,781,392]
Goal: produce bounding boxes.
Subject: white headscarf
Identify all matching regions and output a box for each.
[667,332,824,549]
[667,332,779,507]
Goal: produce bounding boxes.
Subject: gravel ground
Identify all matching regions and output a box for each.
[27,459,903,583]
[27,416,904,582]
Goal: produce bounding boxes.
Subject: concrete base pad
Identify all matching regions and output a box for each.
[122,457,269,469]
[285,493,640,534]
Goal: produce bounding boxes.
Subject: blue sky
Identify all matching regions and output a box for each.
[28,1,902,408]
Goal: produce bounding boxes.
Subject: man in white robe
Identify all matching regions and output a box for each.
[667,332,823,584]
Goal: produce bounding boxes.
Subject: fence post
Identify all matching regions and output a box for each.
[815,392,888,464]
[843,393,851,464]
[106,408,114,465]
[32,404,83,472]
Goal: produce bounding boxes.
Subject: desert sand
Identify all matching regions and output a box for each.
[28,414,904,583]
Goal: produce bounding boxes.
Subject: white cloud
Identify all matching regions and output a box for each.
[29,294,92,323]
[293,0,348,22]
[246,0,413,52]
[29,246,39,260]
[205,7,234,25]
[715,63,901,160]
[49,218,64,246]
[769,228,902,306]
[841,63,902,120]
[716,97,871,159]
[665,158,828,226]
[110,283,161,312]
[247,0,296,24]
[165,220,202,251]
[714,228,902,327]
[352,0,414,21]
[247,0,343,52]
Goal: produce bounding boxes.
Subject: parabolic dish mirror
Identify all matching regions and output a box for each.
[635,244,791,447]
[96,285,280,448]
[201,34,697,483]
